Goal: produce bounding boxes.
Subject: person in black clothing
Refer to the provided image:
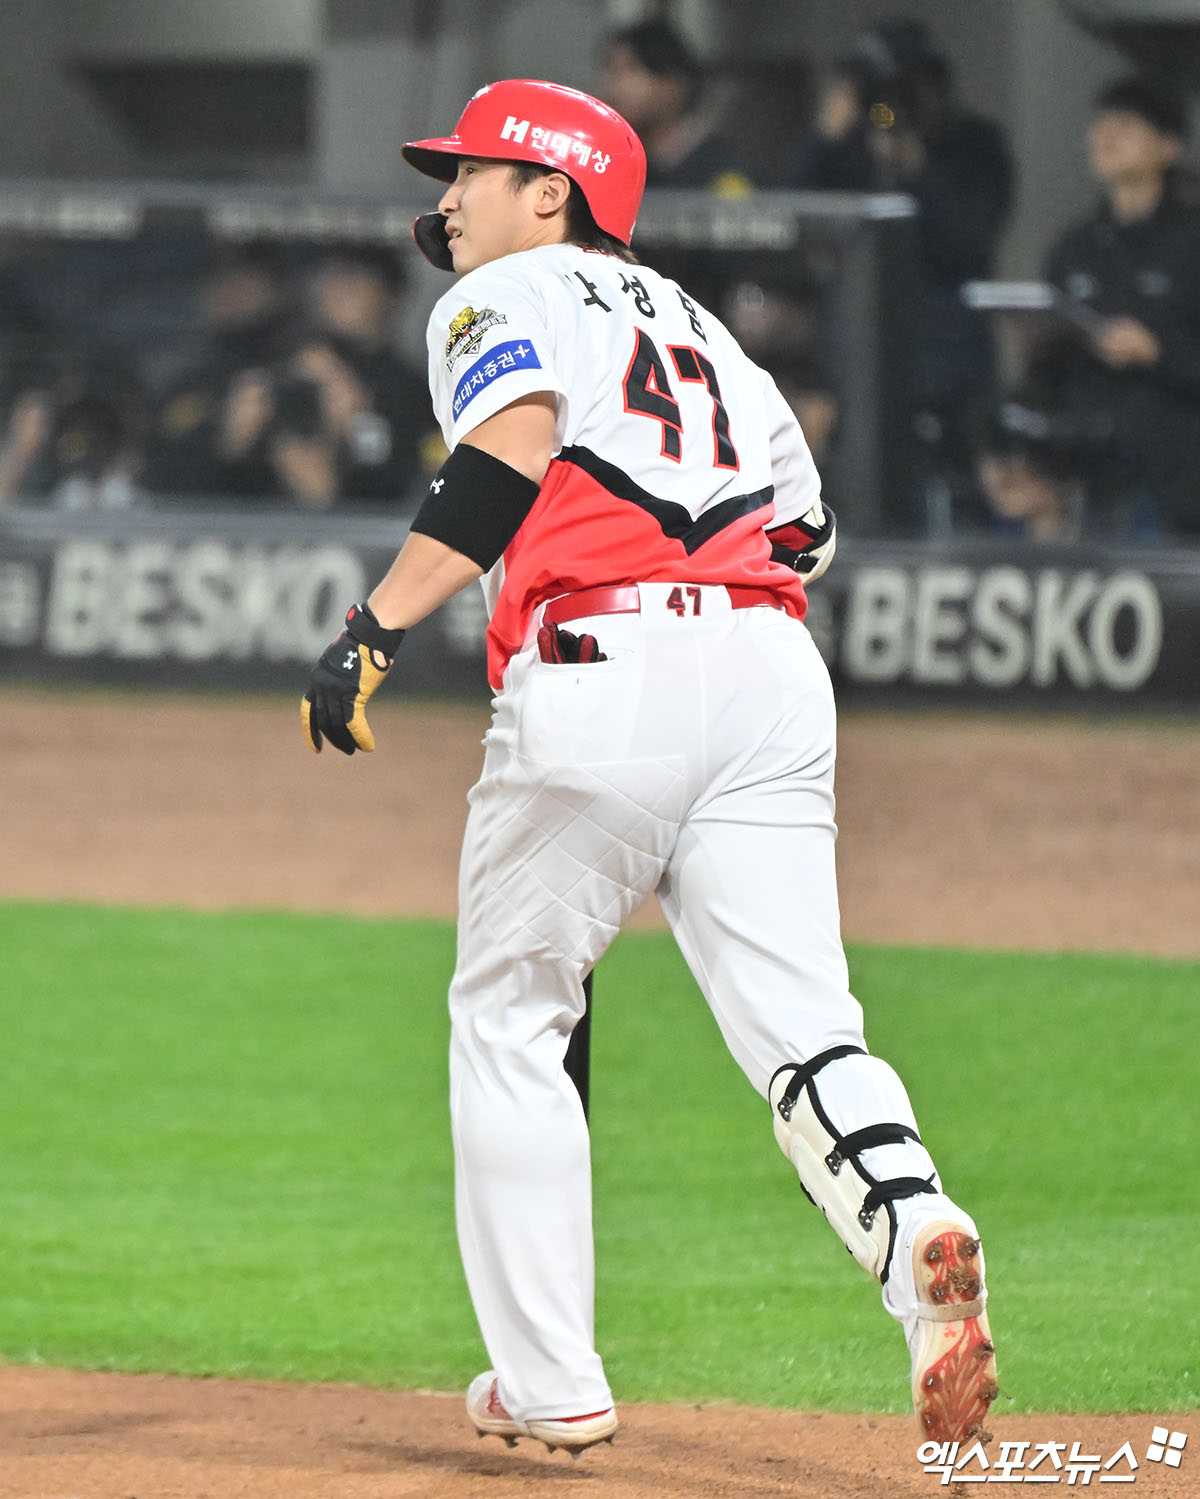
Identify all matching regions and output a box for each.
[600,21,756,322]
[785,20,1014,531]
[0,354,148,510]
[1042,77,1200,539]
[975,394,1090,545]
[600,19,753,195]
[145,242,433,508]
[143,241,294,500]
[268,244,435,508]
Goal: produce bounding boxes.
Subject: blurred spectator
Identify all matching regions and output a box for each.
[0,357,147,510]
[266,243,435,509]
[142,241,294,500]
[724,276,840,489]
[601,20,753,195]
[976,395,1088,543]
[772,356,839,470]
[1042,77,1200,540]
[601,19,756,312]
[143,241,433,508]
[783,19,1014,530]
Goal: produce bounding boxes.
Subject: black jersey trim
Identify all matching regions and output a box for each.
[559,444,774,555]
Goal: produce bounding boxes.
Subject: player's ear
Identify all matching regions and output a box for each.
[533,171,572,222]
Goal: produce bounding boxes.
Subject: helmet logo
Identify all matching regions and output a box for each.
[498,112,611,174]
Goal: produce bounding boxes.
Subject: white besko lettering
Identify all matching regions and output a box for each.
[44,539,364,661]
[1087,571,1162,690]
[281,546,365,659]
[911,566,972,684]
[500,115,530,144]
[838,563,1162,694]
[1032,570,1099,686]
[0,560,41,645]
[222,546,364,660]
[112,541,173,658]
[45,540,111,655]
[842,567,909,681]
[969,567,1033,687]
[174,541,236,659]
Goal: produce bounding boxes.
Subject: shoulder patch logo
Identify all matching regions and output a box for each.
[445,305,507,369]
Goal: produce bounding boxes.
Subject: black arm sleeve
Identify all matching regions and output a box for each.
[409,442,541,571]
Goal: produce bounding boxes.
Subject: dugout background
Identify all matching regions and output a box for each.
[0,0,1195,284]
[0,0,1198,712]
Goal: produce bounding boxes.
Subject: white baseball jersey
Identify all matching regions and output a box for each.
[425,243,822,686]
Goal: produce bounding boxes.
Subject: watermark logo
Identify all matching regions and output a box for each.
[1146,1429,1188,1469]
[918,1425,1188,1484]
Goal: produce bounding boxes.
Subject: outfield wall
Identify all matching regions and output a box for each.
[1,507,1195,711]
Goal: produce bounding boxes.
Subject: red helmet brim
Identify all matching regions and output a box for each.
[400,140,460,183]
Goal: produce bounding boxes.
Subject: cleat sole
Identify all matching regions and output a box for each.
[911,1224,998,1446]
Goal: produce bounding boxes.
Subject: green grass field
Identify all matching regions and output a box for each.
[1,901,1196,1414]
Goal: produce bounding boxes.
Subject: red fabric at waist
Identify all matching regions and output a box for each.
[542,583,784,626]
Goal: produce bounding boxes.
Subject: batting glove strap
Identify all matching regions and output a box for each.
[344,600,407,656]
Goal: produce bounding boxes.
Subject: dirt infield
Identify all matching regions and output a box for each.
[2,690,1197,1496]
[5,692,1199,954]
[1,1367,1196,1499]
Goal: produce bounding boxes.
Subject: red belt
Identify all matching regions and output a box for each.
[542,583,782,626]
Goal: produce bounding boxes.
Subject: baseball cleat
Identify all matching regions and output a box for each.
[465,1371,618,1455]
[906,1222,998,1445]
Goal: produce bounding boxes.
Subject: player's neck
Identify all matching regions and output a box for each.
[497,222,570,266]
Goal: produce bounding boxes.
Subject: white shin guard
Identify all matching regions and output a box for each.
[769,1045,940,1284]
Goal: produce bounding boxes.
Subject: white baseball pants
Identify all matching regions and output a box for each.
[447,584,936,1420]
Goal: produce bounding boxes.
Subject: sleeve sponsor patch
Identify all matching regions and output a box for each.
[451,340,543,420]
[445,305,507,370]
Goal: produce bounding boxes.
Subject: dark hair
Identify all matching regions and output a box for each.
[982,394,1111,483]
[609,20,702,110]
[208,239,289,282]
[1094,76,1188,140]
[839,19,950,123]
[507,162,639,263]
[847,19,944,81]
[315,241,408,294]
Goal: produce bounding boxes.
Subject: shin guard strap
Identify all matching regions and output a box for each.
[771,1045,866,1123]
[858,1175,938,1231]
[825,1122,922,1176]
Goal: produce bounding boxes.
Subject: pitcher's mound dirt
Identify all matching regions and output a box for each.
[1,1366,1196,1499]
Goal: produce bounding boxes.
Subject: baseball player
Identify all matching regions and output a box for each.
[301,79,997,1456]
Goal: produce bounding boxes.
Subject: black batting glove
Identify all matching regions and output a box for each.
[768,501,838,582]
[537,624,608,664]
[301,602,405,755]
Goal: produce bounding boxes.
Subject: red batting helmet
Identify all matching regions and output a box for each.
[402,79,647,267]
